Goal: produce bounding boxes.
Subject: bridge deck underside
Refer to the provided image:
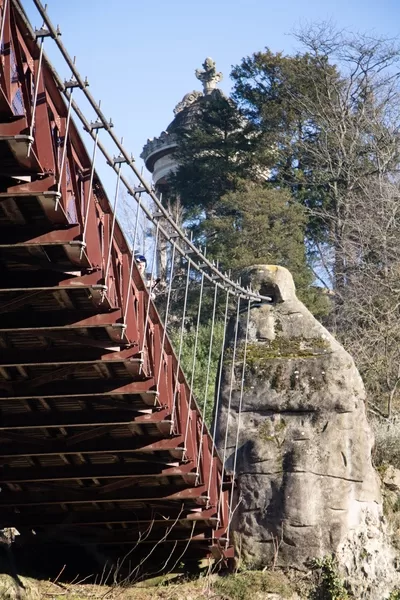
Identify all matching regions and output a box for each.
[0,189,216,560]
[0,0,232,568]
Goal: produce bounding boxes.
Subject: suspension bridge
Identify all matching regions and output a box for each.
[0,0,270,575]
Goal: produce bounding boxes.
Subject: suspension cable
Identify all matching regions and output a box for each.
[170,257,191,430]
[156,242,176,389]
[195,281,219,481]
[184,267,205,451]
[140,220,160,364]
[56,84,74,209]
[81,129,99,250]
[207,288,230,496]
[227,297,251,543]
[122,191,144,325]
[104,163,122,283]
[27,33,45,157]
[217,293,241,523]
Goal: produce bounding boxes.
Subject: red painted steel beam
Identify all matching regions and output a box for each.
[0,507,219,529]
[0,461,196,483]
[0,507,217,529]
[28,330,130,351]
[0,347,141,367]
[0,483,209,507]
[1,377,156,400]
[0,434,184,457]
[17,532,213,547]
[0,272,106,293]
[0,408,169,430]
[0,309,122,331]
[0,224,81,246]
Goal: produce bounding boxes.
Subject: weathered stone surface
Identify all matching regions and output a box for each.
[337,508,399,599]
[214,265,399,597]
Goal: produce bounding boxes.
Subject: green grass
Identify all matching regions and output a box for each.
[213,571,294,600]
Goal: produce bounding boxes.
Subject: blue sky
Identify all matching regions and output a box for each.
[21,0,398,196]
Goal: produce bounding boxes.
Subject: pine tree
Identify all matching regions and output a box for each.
[200,183,328,316]
[231,29,400,297]
[168,91,264,222]
[168,88,326,316]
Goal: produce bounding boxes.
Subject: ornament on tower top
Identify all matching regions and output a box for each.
[195,58,223,95]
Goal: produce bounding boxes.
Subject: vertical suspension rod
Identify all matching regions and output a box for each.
[104,158,124,283]
[227,298,251,543]
[27,34,45,155]
[184,268,205,451]
[0,0,9,50]
[217,292,241,522]
[207,289,230,495]
[56,83,75,208]
[170,257,191,429]
[156,242,176,389]
[196,281,219,479]
[27,0,270,303]
[122,192,144,326]
[140,220,160,366]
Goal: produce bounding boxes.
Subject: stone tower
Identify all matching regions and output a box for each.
[140,58,223,193]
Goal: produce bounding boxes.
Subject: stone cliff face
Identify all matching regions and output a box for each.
[214,265,399,598]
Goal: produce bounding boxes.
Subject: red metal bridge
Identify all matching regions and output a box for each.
[0,0,267,575]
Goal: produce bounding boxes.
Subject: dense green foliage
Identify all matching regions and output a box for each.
[169,320,224,427]
[168,89,326,316]
[311,556,349,600]
[167,25,400,417]
[199,185,328,316]
[169,93,259,221]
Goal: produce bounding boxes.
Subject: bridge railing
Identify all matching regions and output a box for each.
[0,0,271,565]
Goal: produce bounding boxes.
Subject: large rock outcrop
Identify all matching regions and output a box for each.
[214,265,399,598]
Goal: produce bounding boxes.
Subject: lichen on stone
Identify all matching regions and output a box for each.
[257,418,286,447]
[238,337,330,370]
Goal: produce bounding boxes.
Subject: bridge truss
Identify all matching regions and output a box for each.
[0,0,269,575]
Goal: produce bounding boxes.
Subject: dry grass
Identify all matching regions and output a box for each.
[371,417,400,469]
[0,571,299,600]
[0,574,41,600]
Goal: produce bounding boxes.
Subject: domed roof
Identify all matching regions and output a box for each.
[167,58,224,133]
[167,91,204,133]
[141,58,224,174]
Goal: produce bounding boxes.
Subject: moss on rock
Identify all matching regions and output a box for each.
[238,337,330,370]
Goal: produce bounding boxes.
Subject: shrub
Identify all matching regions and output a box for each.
[311,556,349,600]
